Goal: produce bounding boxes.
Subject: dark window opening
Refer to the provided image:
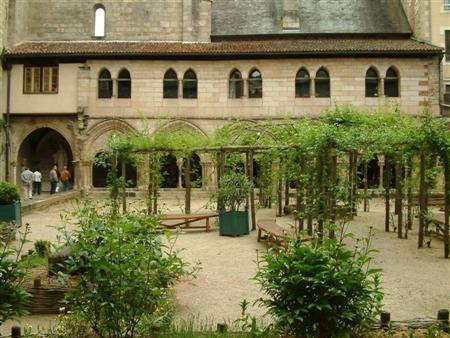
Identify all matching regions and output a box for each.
[98,68,113,99]
[23,65,58,94]
[229,69,243,98]
[384,67,399,97]
[163,69,178,99]
[315,68,330,97]
[182,154,202,188]
[161,155,179,188]
[117,68,131,99]
[365,67,379,97]
[248,68,262,98]
[295,68,310,98]
[183,69,197,99]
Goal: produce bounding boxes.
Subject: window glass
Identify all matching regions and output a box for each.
[295,68,310,97]
[98,68,113,98]
[315,68,330,97]
[229,70,243,98]
[183,70,197,99]
[248,69,262,98]
[94,6,105,37]
[365,67,379,97]
[23,65,58,94]
[163,69,178,99]
[117,69,131,98]
[384,67,399,97]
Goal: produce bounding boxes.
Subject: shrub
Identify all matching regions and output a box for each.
[61,201,193,338]
[34,240,52,257]
[255,230,383,338]
[216,172,252,211]
[0,181,20,205]
[0,224,30,325]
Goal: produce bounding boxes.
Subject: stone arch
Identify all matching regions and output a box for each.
[16,127,74,191]
[84,119,138,188]
[153,119,208,138]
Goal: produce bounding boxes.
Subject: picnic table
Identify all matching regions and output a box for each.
[257,218,311,245]
[160,212,218,232]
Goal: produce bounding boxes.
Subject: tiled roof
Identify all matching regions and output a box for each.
[6,39,442,59]
[212,0,411,36]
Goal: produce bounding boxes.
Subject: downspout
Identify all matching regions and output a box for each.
[1,49,11,181]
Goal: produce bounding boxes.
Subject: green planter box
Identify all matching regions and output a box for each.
[219,211,249,237]
[0,202,22,227]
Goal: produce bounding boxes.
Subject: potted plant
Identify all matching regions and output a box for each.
[0,182,22,239]
[216,172,252,236]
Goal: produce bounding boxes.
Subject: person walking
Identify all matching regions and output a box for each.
[20,166,34,200]
[49,164,58,194]
[33,168,42,195]
[60,166,72,192]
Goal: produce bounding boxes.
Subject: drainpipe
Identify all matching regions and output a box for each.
[1,49,11,182]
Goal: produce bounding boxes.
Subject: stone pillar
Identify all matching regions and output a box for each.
[377,155,385,191]
[178,79,183,98]
[199,153,215,190]
[177,157,184,189]
[379,76,385,97]
[76,160,92,191]
[310,76,316,97]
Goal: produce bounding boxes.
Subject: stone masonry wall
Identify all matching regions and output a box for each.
[400,0,431,42]
[7,0,211,45]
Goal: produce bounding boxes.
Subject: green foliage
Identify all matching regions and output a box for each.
[0,181,21,205]
[34,239,52,257]
[216,172,253,212]
[61,200,193,338]
[0,223,30,325]
[255,229,383,338]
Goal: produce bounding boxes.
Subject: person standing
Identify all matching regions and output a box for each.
[60,166,72,192]
[49,164,58,194]
[20,167,34,200]
[33,168,42,195]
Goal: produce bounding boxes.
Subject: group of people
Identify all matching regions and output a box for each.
[20,164,72,200]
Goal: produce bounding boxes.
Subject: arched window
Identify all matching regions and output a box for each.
[365,67,379,97]
[93,5,105,37]
[98,68,112,98]
[229,69,243,99]
[163,69,178,99]
[315,67,330,97]
[295,68,310,97]
[248,68,262,98]
[117,68,131,99]
[384,67,399,97]
[183,69,197,99]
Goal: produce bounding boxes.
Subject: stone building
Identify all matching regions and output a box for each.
[0,0,444,192]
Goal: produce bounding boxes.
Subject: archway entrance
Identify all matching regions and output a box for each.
[161,155,179,188]
[92,152,137,188]
[17,128,73,191]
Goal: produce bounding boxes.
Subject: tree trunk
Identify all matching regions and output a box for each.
[249,151,256,231]
[395,160,403,239]
[418,153,426,248]
[329,148,337,238]
[384,156,390,232]
[121,160,127,213]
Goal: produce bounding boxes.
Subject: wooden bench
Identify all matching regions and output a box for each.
[160,212,218,232]
[257,219,294,245]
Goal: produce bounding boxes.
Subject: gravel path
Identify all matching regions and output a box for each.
[1,197,449,335]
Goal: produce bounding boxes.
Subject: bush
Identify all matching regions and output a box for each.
[34,240,52,257]
[255,230,383,338]
[61,201,193,338]
[0,181,20,205]
[216,172,252,211]
[0,224,30,325]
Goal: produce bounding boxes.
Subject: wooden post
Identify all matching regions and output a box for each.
[363,160,369,212]
[444,154,449,259]
[307,159,314,236]
[418,153,426,248]
[284,173,290,210]
[185,155,191,215]
[217,150,225,211]
[352,151,358,216]
[33,278,41,288]
[380,312,391,329]
[147,156,153,215]
[384,156,390,232]
[11,326,21,338]
[152,156,158,213]
[406,159,413,233]
[395,160,403,239]
[121,160,127,213]
[348,152,354,214]
[329,148,337,238]
[245,152,250,209]
[297,155,306,231]
[317,153,324,240]
[249,150,256,231]
[277,160,283,217]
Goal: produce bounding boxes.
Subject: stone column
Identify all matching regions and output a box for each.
[379,76,385,97]
[199,153,214,190]
[177,157,184,189]
[310,76,316,97]
[178,79,183,98]
[377,155,385,191]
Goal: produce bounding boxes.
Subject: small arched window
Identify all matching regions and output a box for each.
[93,5,105,38]
[229,69,243,99]
[248,68,262,98]
[98,68,112,99]
[163,69,178,99]
[365,67,379,97]
[117,68,131,99]
[384,67,399,97]
[315,67,330,97]
[183,69,197,99]
[295,68,310,98]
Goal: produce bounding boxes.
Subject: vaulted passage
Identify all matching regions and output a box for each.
[92,152,137,188]
[17,128,73,190]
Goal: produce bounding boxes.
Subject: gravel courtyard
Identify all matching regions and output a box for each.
[1,196,449,335]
